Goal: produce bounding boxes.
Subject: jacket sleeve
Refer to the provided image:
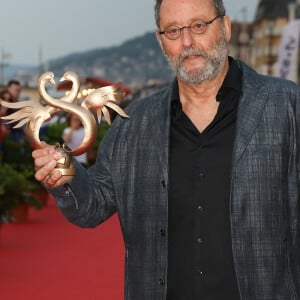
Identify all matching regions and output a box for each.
[48,124,118,228]
[297,91,300,186]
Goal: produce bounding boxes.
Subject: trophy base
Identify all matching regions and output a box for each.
[50,143,76,176]
[52,167,76,176]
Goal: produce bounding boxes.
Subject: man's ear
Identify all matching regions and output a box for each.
[155,30,164,49]
[223,15,232,42]
[156,30,162,44]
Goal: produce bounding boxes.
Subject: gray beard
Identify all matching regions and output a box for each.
[164,37,228,85]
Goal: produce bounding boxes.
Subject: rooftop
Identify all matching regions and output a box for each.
[255,0,295,22]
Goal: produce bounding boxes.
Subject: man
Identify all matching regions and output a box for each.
[7,79,22,103]
[5,80,23,141]
[33,0,300,299]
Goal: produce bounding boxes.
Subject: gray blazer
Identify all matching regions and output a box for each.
[51,59,300,299]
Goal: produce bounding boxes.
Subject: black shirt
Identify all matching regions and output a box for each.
[167,58,242,299]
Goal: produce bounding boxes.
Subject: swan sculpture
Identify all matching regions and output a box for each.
[0,71,81,150]
[0,71,128,157]
[37,71,98,156]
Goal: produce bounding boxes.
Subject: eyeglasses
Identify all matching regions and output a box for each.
[159,15,224,40]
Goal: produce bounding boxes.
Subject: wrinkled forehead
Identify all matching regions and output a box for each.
[159,0,216,26]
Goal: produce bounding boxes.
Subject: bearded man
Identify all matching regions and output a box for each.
[33,0,300,299]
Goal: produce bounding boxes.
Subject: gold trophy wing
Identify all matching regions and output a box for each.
[0,99,51,131]
[81,83,129,124]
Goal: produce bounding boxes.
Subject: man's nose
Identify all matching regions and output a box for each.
[180,27,194,48]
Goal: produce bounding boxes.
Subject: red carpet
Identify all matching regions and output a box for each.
[0,196,124,300]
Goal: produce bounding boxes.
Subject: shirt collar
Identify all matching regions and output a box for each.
[216,57,242,102]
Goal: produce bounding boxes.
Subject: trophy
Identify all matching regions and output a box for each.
[0,71,129,175]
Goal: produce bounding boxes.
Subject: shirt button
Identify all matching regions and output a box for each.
[159,278,165,286]
[197,205,203,212]
[196,270,204,276]
[199,172,205,177]
[160,229,166,237]
[196,237,203,244]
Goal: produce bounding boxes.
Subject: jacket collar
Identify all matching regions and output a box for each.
[231,60,269,173]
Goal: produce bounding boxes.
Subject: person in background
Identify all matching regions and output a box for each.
[62,114,88,166]
[7,80,22,103]
[0,89,13,118]
[5,80,23,142]
[0,89,13,157]
[32,0,300,299]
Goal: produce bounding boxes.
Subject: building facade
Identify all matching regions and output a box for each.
[229,21,254,66]
[252,0,298,77]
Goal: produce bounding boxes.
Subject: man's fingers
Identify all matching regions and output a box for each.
[35,159,57,182]
[42,170,72,188]
[34,151,61,171]
[43,170,63,187]
[32,143,72,188]
[32,146,55,160]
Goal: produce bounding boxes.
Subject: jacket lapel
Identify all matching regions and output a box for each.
[232,62,270,172]
[148,86,172,181]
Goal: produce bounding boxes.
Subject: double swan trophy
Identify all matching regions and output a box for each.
[0,71,129,175]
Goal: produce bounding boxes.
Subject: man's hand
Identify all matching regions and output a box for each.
[32,142,73,188]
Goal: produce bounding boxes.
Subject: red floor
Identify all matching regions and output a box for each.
[0,196,124,300]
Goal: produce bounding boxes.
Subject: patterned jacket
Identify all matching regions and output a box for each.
[50,59,300,299]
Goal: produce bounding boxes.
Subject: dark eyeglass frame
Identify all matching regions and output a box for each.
[159,15,224,40]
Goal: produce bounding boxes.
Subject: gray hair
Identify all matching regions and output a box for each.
[154,0,226,28]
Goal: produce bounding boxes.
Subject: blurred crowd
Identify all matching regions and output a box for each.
[0,80,23,152]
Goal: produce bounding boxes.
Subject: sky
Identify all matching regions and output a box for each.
[0,0,259,66]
